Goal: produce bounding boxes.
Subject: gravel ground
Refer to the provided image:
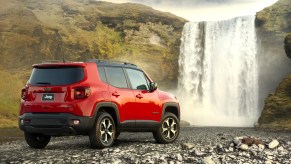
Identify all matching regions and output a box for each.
[0,128,23,144]
[0,127,290,163]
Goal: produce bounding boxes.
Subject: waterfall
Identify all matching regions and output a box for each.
[178,16,259,127]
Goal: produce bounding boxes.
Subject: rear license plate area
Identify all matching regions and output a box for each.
[42,93,55,101]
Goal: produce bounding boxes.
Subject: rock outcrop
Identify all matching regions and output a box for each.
[256,0,291,130]
[258,75,291,130]
[256,0,291,60]
[256,0,291,43]
[285,34,291,58]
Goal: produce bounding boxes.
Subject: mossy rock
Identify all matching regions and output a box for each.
[259,75,291,130]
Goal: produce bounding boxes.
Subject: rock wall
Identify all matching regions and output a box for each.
[256,0,291,35]
[255,0,291,106]
[285,34,291,57]
[256,0,291,61]
[258,75,291,130]
[257,0,291,130]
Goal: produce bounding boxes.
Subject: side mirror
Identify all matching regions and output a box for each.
[137,84,148,90]
[149,82,158,92]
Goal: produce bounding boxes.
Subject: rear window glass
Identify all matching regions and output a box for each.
[29,67,84,86]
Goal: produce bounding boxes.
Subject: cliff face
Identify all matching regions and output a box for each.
[0,0,186,82]
[256,0,291,36]
[256,0,291,58]
[285,33,291,57]
[256,0,291,61]
[258,75,291,130]
[256,0,291,130]
[0,0,186,119]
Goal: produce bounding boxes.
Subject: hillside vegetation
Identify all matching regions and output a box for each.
[0,0,186,127]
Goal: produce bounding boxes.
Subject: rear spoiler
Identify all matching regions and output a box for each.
[33,62,87,68]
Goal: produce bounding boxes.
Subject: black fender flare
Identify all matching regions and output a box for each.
[88,102,120,129]
[162,102,180,120]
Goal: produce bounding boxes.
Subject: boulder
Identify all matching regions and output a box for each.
[233,136,243,145]
[194,149,205,156]
[258,144,265,151]
[268,139,279,149]
[242,137,254,146]
[242,137,264,146]
[258,75,291,130]
[176,154,183,161]
[203,156,215,164]
[239,144,249,151]
[180,143,195,150]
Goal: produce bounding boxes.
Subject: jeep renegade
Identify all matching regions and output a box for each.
[19,60,180,149]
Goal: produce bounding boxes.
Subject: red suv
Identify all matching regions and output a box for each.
[19,60,180,149]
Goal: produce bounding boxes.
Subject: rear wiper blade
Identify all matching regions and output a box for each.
[35,82,51,85]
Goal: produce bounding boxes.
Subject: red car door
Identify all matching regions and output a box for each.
[104,67,136,124]
[125,68,161,123]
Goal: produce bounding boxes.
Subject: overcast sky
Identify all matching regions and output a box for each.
[98,0,278,21]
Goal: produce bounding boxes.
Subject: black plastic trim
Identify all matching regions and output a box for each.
[162,102,180,120]
[119,120,160,132]
[91,102,121,130]
[19,113,93,136]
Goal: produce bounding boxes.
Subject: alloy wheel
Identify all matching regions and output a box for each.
[100,118,114,144]
[162,117,178,140]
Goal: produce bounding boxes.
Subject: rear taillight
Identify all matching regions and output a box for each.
[74,87,91,99]
[21,87,28,100]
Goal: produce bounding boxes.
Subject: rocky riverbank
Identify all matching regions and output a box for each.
[0,127,290,163]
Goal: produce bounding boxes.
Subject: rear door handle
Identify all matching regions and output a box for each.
[136,94,143,99]
[112,92,120,97]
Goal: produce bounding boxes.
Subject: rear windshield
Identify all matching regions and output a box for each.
[29,67,84,86]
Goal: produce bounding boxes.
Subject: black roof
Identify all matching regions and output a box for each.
[40,59,140,70]
[85,59,139,69]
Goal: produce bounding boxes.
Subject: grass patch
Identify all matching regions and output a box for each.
[0,117,18,128]
[0,68,25,128]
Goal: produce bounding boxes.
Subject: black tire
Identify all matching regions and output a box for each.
[153,113,180,144]
[24,132,51,149]
[89,112,116,149]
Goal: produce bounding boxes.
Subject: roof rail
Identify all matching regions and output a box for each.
[42,60,67,63]
[86,59,137,67]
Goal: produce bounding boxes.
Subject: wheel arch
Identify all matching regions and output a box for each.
[162,102,180,120]
[92,102,120,130]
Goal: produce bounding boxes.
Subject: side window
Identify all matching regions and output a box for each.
[106,67,128,88]
[126,69,149,90]
[97,66,107,82]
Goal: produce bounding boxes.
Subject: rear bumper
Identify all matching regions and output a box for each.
[19,113,94,136]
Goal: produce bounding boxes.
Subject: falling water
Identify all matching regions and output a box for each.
[178,16,259,127]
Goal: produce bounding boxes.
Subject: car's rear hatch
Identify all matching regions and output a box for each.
[24,63,86,113]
